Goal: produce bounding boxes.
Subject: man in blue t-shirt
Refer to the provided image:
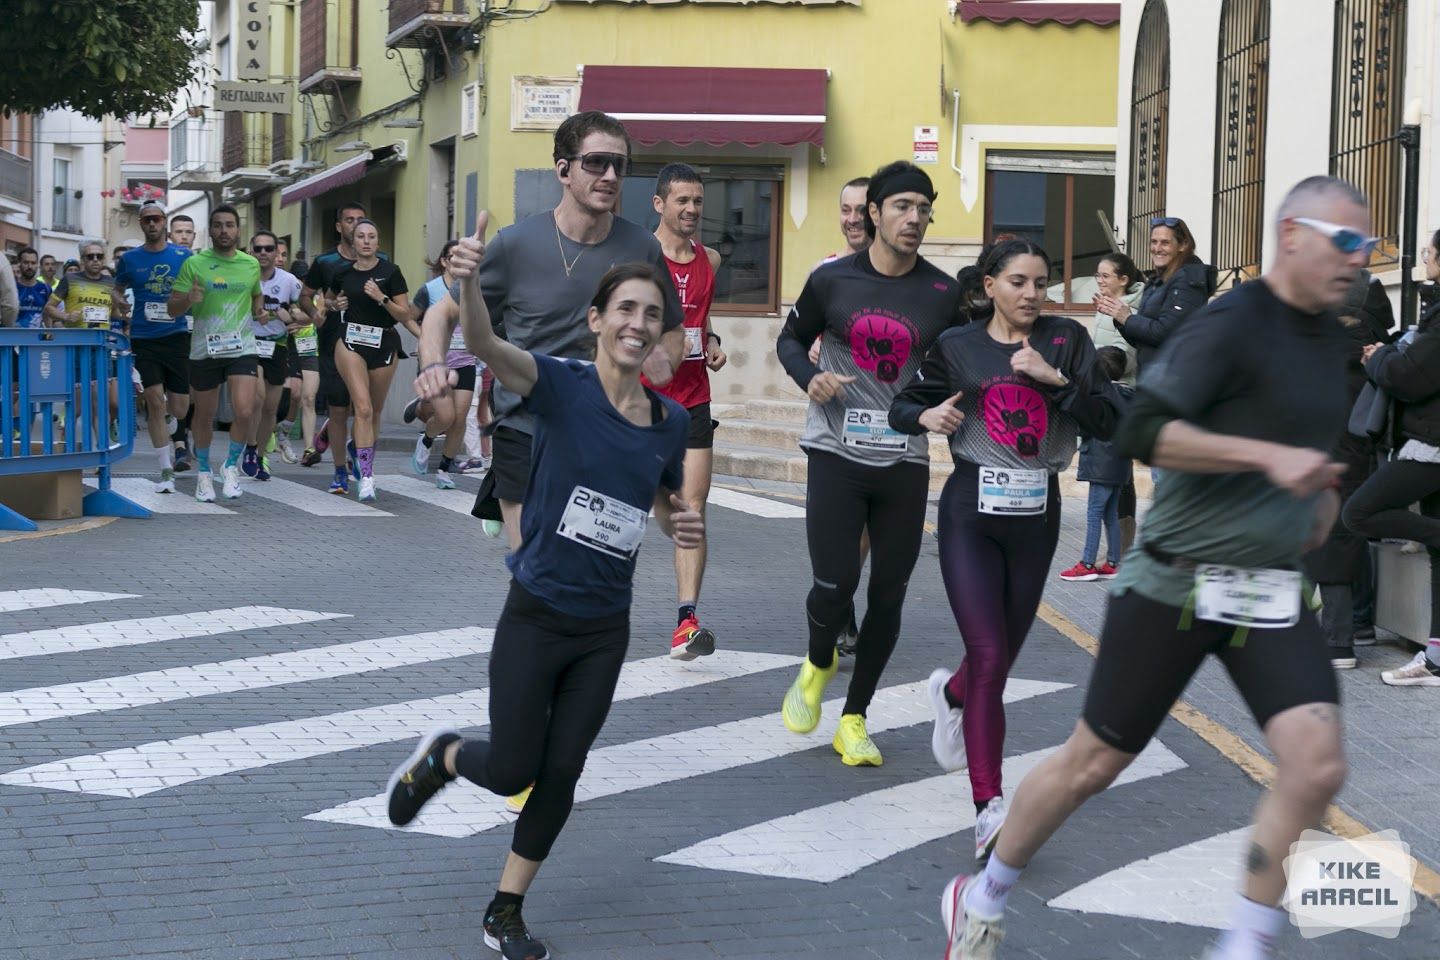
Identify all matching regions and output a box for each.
[114,200,194,491]
[13,247,50,329]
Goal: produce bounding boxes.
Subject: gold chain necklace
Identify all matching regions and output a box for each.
[554,215,586,278]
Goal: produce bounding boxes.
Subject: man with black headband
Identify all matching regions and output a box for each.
[775,161,964,767]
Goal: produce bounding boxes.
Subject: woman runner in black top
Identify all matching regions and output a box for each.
[330,218,417,501]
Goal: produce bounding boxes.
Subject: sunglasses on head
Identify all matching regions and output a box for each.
[1291,217,1381,257]
[568,152,630,177]
[82,253,105,261]
[1150,216,1182,228]
[252,244,276,253]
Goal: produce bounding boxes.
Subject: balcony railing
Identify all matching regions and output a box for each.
[222,113,276,172]
[387,0,470,48]
[299,0,362,93]
[0,148,31,204]
[169,114,222,188]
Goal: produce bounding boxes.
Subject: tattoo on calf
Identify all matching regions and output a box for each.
[1247,842,1271,874]
[1308,704,1339,724]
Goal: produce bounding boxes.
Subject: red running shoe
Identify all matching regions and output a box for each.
[669,615,716,661]
[1058,561,1100,582]
[1096,561,1119,579]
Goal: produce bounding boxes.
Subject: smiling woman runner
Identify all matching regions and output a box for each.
[889,238,1120,861]
[389,218,703,960]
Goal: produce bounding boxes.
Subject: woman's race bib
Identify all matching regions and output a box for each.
[449,326,468,352]
[255,339,277,358]
[684,327,704,360]
[1193,565,1301,629]
[978,466,1047,516]
[345,323,383,348]
[842,409,907,451]
[556,486,647,559]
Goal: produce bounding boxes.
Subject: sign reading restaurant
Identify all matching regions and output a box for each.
[216,81,293,115]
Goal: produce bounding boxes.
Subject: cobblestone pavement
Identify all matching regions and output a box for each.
[2,454,1436,960]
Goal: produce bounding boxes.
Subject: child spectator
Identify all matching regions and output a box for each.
[1060,346,1134,582]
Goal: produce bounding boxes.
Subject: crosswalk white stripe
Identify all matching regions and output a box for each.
[706,487,806,519]
[0,650,799,798]
[83,477,236,514]
[0,589,138,614]
[0,627,494,729]
[371,475,477,515]
[0,605,348,662]
[239,476,393,516]
[1046,827,1248,928]
[307,677,1072,837]
[655,739,1187,882]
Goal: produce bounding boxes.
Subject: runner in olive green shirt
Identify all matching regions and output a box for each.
[167,205,263,503]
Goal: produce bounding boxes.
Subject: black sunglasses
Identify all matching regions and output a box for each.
[570,152,630,177]
[82,253,105,261]
[140,215,165,223]
[252,245,276,252]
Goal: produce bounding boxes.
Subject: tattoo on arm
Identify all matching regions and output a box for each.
[1246,842,1271,874]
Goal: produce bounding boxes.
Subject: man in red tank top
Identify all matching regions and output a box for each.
[645,163,727,660]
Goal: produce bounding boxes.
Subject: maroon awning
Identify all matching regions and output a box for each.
[960,1,1120,27]
[578,66,827,148]
[279,153,371,208]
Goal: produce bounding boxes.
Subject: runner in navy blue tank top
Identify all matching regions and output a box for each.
[389,215,703,960]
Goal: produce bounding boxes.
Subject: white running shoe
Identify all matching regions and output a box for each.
[1381,649,1440,686]
[974,797,1007,861]
[194,471,216,503]
[928,668,967,772]
[276,433,298,464]
[482,519,503,538]
[435,469,455,490]
[411,434,430,475]
[940,874,1004,960]
[358,476,377,502]
[155,471,176,495]
[221,464,242,499]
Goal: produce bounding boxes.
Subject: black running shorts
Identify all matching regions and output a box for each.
[452,364,477,394]
[257,341,289,387]
[1082,588,1339,755]
[488,425,532,504]
[190,354,259,393]
[132,333,191,394]
[684,401,714,450]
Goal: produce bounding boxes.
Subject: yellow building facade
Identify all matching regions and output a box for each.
[218,0,1121,400]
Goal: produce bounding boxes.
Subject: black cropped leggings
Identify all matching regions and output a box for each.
[453,580,628,862]
[803,448,929,716]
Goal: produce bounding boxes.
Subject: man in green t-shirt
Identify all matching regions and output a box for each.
[168,204,262,503]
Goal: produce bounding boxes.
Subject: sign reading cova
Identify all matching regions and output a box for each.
[238,0,271,81]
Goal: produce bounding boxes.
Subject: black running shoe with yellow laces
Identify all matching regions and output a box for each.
[483,903,550,960]
[386,726,460,826]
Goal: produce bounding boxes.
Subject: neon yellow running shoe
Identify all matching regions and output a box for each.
[505,784,532,813]
[833,713,883,766]
[782,652,837,734]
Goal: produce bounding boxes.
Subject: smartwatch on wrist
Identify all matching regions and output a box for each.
[707,331,722,347]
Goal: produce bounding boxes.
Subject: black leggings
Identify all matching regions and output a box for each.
[452,581,628,862]
[803,448,929,716]
[1083,589,1339,754]
[1342,456,1440,637]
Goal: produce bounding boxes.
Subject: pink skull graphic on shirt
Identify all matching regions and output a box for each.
[848,312,916,384]
[981,382,1049,458]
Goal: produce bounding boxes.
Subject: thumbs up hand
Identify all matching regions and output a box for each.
[1011,337,1066,387]
[668,493,705,549]
[918,390,965,435]
[449,211,490,281]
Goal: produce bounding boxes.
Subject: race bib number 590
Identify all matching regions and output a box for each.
[556,486,647,559]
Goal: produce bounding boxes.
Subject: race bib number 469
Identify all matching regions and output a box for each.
[556,486,647,559]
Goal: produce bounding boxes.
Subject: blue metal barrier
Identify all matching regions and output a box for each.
[0,328,150,531]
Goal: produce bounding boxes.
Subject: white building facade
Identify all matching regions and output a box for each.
[1115,0,1437,308]
[31,109,117,264]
